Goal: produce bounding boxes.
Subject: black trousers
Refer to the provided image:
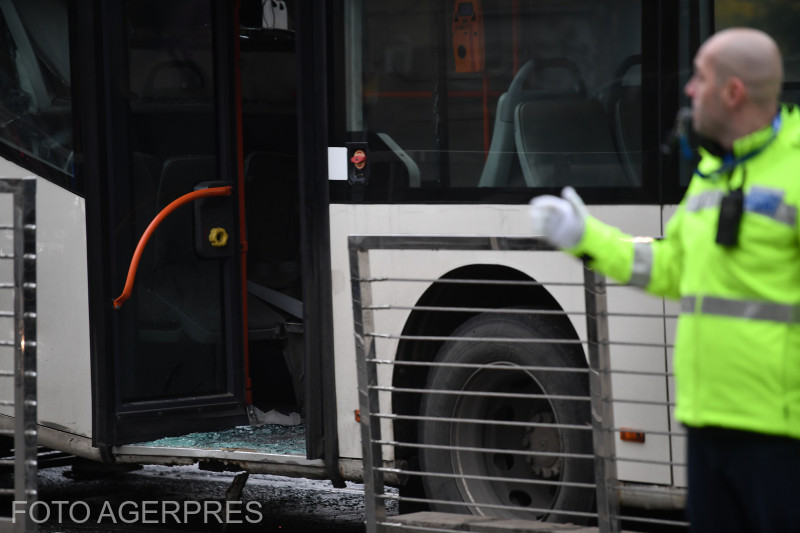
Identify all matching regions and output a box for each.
[687,426,800,533]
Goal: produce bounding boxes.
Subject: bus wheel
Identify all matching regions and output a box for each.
[417,312,594,523]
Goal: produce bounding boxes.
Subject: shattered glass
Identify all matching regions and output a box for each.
[133,424,306,456]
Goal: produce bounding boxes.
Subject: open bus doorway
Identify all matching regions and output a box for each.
[87,0,312,453]
[237,0,306,430]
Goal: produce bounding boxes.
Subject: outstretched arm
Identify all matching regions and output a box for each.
[530,187,683,300]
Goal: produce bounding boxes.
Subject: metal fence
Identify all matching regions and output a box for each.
[0,178,38,533]
[350,235,688,533]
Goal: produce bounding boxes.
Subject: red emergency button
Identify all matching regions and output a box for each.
[350,149,366,170]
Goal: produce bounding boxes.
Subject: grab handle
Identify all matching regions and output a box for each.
[113,186,233,310]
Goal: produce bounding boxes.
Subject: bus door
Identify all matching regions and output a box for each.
[94,0,250,445]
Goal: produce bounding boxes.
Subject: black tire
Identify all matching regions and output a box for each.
[418,312,594,522]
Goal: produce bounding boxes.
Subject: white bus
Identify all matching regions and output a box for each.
[0,0,796,523]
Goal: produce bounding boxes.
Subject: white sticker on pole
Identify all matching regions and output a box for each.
[328,147,348,181]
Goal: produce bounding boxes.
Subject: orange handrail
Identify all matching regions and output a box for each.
[113,186,233,310]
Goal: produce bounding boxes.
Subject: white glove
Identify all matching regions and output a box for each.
[529,186,588,249]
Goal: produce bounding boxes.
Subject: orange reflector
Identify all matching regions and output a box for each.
[620,429,646,443]
[354,409,361,423]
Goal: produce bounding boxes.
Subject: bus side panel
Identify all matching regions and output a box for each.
[4,177,93,438]
[329,203,671,485]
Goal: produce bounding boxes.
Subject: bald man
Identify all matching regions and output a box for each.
[530,28,800,532]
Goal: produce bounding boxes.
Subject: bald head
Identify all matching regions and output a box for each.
[685,28,784,147]
[701,28,783,110]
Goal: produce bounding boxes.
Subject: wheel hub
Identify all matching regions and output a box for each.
[523,412,562,479]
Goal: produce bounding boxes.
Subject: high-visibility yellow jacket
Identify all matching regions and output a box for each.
[570,104,800,438]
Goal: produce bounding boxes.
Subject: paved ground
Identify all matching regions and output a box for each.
[2,463,390,532]
[385,511,683,532]
[0,462,686,532]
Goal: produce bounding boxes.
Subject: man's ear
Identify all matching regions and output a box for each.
[723,77,747,109]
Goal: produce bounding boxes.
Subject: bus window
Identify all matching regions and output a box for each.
[117,0,229,404]
[340,0,643,194]
[0,0,73,188]
[713,1,800,104]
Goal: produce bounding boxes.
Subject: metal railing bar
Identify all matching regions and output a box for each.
[379,523,479,533]
[614,514,690,528]
[608,369,675,377]
[371,361,672,379]
[606,340,675,349]
[360,276,625,293]
[614,483,689,495]
[371,359,591,374]
[374,466,597,489]
[606,427,686,438]
[366,333,587,345]
[370,412,593,431]
[380,494,599,520]
[365,304,678,320]
[378,441,601,465]
[612,457,687,467]
[0,370,13,377]
[583,268,621,532]
[614,485,687,496]
[366,304,577,316]
[614,484,688,496]
[371,385,591,403]
[358,277,581,287]
[606,398,676,407]
[367,332,674,350]
[0,340,12,347]
[607,311,678,319]
[374,440,595,461]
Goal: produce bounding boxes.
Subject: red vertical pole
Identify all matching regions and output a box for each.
[512,0,520,75]
[232,0,253,405]
[483,72,490,155]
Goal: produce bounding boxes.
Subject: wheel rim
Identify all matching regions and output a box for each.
[449,361,562,519]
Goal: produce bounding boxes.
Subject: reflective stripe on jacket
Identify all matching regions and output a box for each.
[569,104,800,438]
